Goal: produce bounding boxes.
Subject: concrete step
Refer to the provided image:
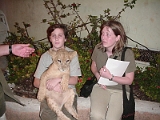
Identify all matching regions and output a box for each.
[6,95,160,120]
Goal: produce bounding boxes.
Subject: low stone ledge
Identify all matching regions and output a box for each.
[6,96,40,120]
[135,99,160,120]
[6,96,160,120]
[77,97,160,120]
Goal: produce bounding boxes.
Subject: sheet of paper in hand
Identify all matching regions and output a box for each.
[98,58,130,86]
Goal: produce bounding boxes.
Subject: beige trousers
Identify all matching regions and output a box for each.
[90,84,124,120]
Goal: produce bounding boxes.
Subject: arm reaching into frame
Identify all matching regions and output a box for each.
[0,44,35,57]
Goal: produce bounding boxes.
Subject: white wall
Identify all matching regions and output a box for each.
[121,0,160,51]
[0,0,160,50]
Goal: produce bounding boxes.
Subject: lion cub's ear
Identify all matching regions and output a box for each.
[69,51,77,60]
[47,49,57,59]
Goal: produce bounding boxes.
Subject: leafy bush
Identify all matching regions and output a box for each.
[5,0,138,95]
[4,0,160,102]
[42,0,137,94]
[4,22,49,93]
[134,54,160,102]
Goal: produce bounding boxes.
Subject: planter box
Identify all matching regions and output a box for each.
[135,60,150,70]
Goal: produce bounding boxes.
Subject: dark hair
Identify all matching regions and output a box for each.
[98,20,127,53]
[47,24,68,41]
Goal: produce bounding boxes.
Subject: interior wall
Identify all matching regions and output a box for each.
[0,0,160,50]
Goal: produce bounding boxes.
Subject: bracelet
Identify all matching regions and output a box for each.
[9,45,12,54]
[109,74,114,81]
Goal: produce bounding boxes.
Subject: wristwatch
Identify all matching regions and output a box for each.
[9,45,12,54]
[109,74,114,81]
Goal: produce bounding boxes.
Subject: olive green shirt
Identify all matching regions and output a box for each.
[91,45,136,91]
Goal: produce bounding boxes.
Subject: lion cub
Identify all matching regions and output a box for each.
[37,48,78,120]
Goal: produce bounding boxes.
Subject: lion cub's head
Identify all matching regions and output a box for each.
[48,49,77,72]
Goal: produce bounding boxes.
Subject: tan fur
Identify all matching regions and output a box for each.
[37,49,78,120]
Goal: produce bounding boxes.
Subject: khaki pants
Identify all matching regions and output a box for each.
[90,84,124,120]
[40,95,77,120]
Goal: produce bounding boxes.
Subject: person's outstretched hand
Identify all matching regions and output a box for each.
[12,44,35,57]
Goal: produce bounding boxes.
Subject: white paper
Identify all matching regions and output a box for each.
[98,58,130,86]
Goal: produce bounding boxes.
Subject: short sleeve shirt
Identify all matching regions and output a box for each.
[34,47,82,88]
[91,45,136,91]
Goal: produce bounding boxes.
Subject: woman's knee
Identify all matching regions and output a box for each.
[90,111,105,120]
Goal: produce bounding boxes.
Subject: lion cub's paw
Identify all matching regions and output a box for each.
[61,83,68,91]
[73,114,78,120]
[37,95,45,102]
[37,91,45,102]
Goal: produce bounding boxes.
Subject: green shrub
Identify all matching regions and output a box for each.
[4,22,49,92]
[134,54,160,102]
[4,0,160,102]
[42,0,137,94]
